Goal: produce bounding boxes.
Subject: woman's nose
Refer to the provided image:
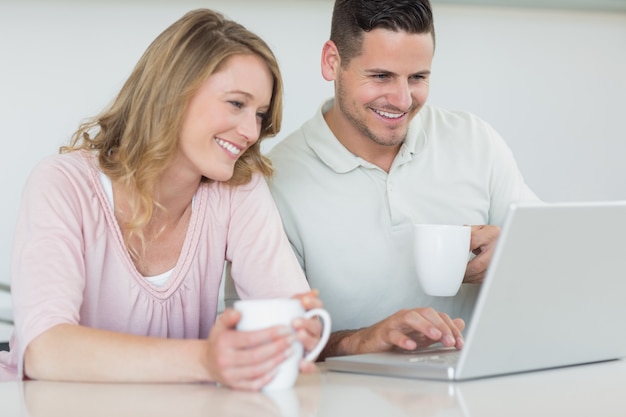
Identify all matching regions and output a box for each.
[238,111,261,143]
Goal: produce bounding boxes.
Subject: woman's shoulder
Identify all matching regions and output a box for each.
[33,150,96,175]
[27,150,99,192]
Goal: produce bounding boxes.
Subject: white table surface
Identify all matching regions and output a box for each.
[1,359,625,417]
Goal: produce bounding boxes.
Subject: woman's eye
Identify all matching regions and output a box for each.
[256,111,268,121]
[229,100,244,109]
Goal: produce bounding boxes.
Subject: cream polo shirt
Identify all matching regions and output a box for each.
[267,99,540,332]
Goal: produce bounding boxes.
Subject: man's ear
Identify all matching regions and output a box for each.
[321,40,341,82]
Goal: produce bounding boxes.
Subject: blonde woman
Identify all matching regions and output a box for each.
[0,9,322,390]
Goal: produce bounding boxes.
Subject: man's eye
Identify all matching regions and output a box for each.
[373,74,389,80]
[229,100,244,109]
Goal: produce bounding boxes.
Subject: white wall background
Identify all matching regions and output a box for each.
[1,0,625,305]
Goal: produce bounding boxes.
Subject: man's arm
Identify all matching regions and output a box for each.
[317,329,361,361]
[317,307,465,360]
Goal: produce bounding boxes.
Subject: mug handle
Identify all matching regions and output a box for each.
[302,308,332,362]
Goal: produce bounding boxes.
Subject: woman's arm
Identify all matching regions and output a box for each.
[25,309,295,390]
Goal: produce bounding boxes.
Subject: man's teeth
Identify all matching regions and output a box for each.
[215,138,241,155]
[374,109,403,119]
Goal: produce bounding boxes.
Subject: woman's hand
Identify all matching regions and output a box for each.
[291,290,324,372]
[203,308,294,391]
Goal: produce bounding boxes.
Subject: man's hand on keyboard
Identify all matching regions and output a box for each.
[334,307,465,356]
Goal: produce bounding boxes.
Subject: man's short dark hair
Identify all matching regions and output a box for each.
[330,0,435,67]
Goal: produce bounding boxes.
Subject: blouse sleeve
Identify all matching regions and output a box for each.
[10,156,88,376]
[224,173,310,300]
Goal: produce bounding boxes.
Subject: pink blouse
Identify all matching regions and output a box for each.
[0,151,309,379]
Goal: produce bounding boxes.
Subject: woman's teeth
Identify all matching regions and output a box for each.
[215,138,241,155]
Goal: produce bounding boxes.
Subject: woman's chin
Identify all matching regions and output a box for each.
[206,169,235,182]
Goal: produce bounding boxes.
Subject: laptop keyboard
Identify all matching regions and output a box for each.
[407,349,460,366]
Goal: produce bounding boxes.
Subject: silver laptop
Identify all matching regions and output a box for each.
[326,201,626,381]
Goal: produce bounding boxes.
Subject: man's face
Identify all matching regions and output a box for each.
[333,29,434,149]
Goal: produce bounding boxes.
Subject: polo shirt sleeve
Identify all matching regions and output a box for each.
[485,123,542,226]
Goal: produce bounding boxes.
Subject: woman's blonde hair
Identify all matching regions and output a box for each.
[61,9,283,253]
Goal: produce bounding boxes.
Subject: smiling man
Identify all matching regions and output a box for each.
[267,0,540,360]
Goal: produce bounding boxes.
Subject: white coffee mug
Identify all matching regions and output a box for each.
[234,298,331,391]
[413,224,471,296]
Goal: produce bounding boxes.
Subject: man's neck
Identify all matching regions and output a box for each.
[323,107,400,173]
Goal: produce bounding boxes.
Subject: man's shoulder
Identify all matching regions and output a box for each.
[416,105,499,143]
[268,127,307,158]
[268,101,331,162]
[264,120,329,195]
[419,104,488,126]
[267,119,320,169]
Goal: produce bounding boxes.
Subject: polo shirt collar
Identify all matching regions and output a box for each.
[303,98,427,173]
[405,111,426,154]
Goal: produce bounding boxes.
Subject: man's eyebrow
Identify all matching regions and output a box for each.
[364,68,394,75]
[363,69,431,76]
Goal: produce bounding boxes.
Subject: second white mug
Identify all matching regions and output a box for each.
[413,224,471,297]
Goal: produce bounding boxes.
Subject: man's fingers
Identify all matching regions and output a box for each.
[469,225,500,250]
[439,314,465,349]
[465,253,488,282]
[401,309,465,349]
[387,328,419,350]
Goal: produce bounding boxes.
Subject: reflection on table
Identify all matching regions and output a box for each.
[1,359,625,417]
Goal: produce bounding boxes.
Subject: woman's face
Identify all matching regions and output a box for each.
[176,53,273,182]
